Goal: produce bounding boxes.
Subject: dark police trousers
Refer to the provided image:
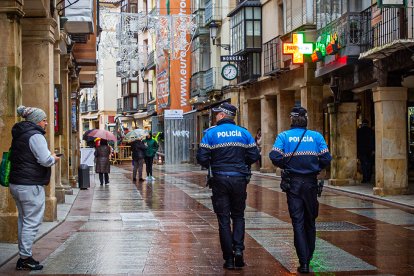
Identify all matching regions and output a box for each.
[211,175,248,260]
[286,175,319,265]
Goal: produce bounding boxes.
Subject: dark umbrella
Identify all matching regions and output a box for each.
[82,129,97,142]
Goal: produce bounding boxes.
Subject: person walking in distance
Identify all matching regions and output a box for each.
[269,106,332,274]
[357,119,375,183]
[9,106,60,271]
[143,132,158,181]
[95,139,111,185]
[131,137,147,182]
[255,128,262,169]
[197,102,260,270]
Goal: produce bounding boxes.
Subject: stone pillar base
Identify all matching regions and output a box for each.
[55,188,66,204]
[373,187,410,196]
[65,186,74,195]
[329,179,357,186]
[69,177,77,188]
[0,214,18,243]
[43,197,57,222]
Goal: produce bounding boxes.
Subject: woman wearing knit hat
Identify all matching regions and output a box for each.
[8,105,60,271]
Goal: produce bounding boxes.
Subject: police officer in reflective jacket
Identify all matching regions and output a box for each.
[197,102,260,270]
[269,106,332,274]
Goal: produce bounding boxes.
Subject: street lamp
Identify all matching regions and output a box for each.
[209,21,230,51]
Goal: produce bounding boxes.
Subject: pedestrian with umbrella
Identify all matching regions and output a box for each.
[94,139,111,185]
[130,135,147,182]
[87,129,116,186]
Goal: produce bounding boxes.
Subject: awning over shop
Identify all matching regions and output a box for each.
[82,115,98,120]
[133,112,151,119]
[315,56,354,78]
[197,99,231,112]
[359,39,414,60]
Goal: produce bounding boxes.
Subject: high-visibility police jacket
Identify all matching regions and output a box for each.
[269,127,332,175]
[197,118,260,176]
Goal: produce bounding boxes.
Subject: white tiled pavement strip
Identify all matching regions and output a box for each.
[166,175,377,273]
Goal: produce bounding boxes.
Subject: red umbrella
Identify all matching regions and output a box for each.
[87,129,117,142]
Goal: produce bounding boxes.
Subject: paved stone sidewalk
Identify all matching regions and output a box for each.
[0,164,413,275]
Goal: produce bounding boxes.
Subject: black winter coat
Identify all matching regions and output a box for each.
[131,140,146,160]
[9,121,52,185]
[95,145,111,173]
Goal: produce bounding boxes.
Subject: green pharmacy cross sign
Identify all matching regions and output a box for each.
[283,33,313,64]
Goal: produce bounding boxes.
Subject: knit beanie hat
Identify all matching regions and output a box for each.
[16,105,47,124]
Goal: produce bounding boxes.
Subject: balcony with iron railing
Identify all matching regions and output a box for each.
[87,100,98,112]
[190,71,206,98]
[204,67,222,93]
[316,12,366,61]
[146,50,155,70]
[360,3,414,59]
[204,0,222,26]
[194,10,209,37]
[137,93,146,110]
[263,36,282,75]
[80,102,88,113]
[116,98,123,114]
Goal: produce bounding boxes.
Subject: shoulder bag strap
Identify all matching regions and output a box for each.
[284,129,307,167]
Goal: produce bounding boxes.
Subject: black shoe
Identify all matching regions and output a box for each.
[100,183,103,186]
[139,178,145,181]
[133,178,137,181]
[16,257,43,270]
[234,249,245,268]
[297,263,309,273]
[223,258,235,270]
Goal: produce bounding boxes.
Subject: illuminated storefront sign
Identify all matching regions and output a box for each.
[283,33,313,64]
[312,33,340,62]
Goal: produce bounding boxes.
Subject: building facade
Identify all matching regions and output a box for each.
[0,0,99,242]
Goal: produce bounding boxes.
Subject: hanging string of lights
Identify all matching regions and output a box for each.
[99,7,197,78]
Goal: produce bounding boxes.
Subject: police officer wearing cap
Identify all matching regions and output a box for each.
[197,102,260,270]
[269,106,332,274]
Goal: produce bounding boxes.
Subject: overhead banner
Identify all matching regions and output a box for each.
[156,0,192,113]
[169,0,191,113]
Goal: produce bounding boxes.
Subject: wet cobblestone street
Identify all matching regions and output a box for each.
[1,164,414,275]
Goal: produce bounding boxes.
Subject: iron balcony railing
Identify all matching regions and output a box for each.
[194,10,209,37]
[80,102,87,113]
[204,0,221,26]
[316,12,366,58]
[87,100,98,112]
[190,71,206,98]
[263,36,282,75]
[146,50,155,69]
[360,3,414,54]
[116,98,123,114]
[137,93,146,110]
[204,67,222,93]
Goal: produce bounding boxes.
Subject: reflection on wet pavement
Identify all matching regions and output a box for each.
[16,164,414,275]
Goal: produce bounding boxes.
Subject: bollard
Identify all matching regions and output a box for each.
[78,164,90,190]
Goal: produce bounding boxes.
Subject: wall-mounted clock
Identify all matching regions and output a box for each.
[221,64,238,81]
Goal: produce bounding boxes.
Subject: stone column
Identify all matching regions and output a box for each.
[301,85,323,133]
[328,102,358,186]
[53,39,66,203]
[261,95,277,173]
[21,18,58,221]
[277,90,295,133]
[60,54,72,193]
[275,90,295,176]
[69,77,80,187]
[0,1,24,242]
[373,87,408,195]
